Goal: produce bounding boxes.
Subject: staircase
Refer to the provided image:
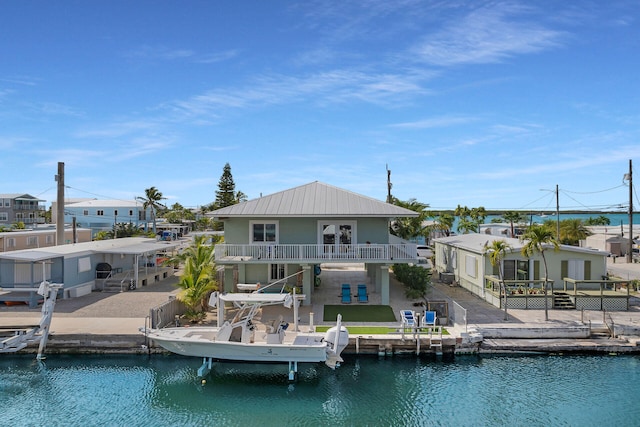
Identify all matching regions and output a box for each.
[553,292,575,310]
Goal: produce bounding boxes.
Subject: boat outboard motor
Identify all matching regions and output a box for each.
[323,314,349,369]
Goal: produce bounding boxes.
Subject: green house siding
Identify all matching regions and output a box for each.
[223,217,391,245]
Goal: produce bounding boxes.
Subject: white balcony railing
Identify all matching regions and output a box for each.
[214,243,417,263]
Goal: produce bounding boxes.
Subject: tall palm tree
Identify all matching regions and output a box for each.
[520,224,560,321]
[137,187,165,234]
[484,239,512,320]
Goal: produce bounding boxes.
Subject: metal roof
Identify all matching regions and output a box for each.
[0,193,45,202]
[65,199,144,208]
[209,181,419,218]
[0,237,180,262]
[434,233,608,256]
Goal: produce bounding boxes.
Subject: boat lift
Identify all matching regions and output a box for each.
[0,280,63,359]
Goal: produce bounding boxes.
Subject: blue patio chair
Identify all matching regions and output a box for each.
[356,284,369,303]
[422,311,437,328]
[341,286,352,304]
[400,310,416,329]
[342,283,351,290]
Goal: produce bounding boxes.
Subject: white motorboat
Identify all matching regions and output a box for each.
[141,290,349,379]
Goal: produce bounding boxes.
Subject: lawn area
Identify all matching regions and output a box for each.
[323,304,397,322]
[316,325,449,335]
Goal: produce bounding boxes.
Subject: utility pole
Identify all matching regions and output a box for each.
[556,184,560,243]
[386,164,392,203]
[55,162,65,246]
[628,159,633,263]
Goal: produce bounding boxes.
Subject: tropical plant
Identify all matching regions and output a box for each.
[584,215,611,226]
[454,205,487,234]
[484,239,512,320]
[165,235,221,322]
[136,186,166,234]
[502,211,527,238]
[457,217,478,234]
[434,213,454,236]
[392,263,431,304]
[559,218,591,246]
[390,197,430,240]
[520,224,560,321]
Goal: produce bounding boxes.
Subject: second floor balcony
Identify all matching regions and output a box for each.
[214,243,418,264]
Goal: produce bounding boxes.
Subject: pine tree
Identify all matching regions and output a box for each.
[214,163,237,209]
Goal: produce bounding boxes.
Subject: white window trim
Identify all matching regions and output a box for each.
[316,221,357,245]
[465,254,477,278]
[249,220,279,244]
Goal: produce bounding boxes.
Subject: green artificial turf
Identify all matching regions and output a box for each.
[323,304,397,322]
[315,325,450,335]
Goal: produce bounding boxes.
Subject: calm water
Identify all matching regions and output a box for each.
[1,354,639,426]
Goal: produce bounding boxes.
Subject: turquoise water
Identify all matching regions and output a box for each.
[1,354,639,426]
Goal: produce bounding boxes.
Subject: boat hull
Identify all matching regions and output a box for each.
[145,327,331,363]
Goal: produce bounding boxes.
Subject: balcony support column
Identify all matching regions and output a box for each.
[223,265,235,293]
[301,264,311,306]
[380,265,390,305]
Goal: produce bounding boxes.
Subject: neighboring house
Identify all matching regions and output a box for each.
[209,181,419,305]
[0,237,180,301]
[0,194,46,226]
[478,223,527,238]
[51,198,96,224]
[0,227,92,252]
[582,233,629,257]
[433,233,611,309]
[63,199,151,237]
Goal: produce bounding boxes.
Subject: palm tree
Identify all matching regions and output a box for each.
[520,224,560,321]
[484,239,512,320]
[390,197,430,240]
[559,219,591,246]
[136,187,165,234]
[457,217,478,234]
[165,235,220,321]
[502,211,526,238]
[435,213,454,237]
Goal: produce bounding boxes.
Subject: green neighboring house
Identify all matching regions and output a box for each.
[434,233,612,309]
[209,181,419,305]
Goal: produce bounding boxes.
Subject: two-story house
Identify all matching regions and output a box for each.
[0,194,46,227]
[209,181,419,306]
[63,199,151,238]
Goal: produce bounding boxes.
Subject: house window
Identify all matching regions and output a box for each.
[114,210,118,216]
[97,210,104,216]
[251,221,278,243]
[46,235,54,244]
[0,212,7,222]
[83,210,89,216]
[270,264,286,281]
[139,211,146,221]
[27,236,38,246]
[503,260,529,280]
[465,254,477,278]
[7,238,15,248]
[129,210,133,216]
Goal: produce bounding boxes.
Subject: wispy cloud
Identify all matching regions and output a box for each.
[74,120,161,139]
[167,69,428,120]
[412,3,565,66]
[390,115,477,129]
[125,45,238,64]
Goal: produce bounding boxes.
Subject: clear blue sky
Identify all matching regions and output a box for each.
[1,1,639,213]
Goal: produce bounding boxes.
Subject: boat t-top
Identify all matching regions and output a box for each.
[141,285,349,380]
